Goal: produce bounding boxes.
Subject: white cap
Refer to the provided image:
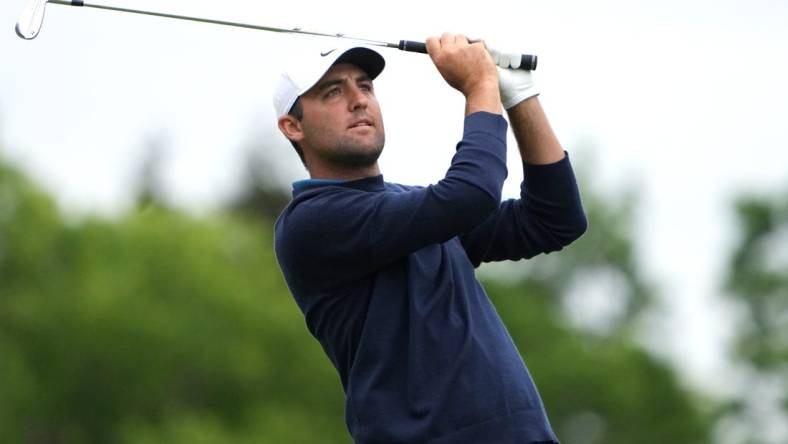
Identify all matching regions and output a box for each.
[272,45,386,118]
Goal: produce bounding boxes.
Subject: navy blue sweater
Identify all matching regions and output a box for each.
[275,112,587,443]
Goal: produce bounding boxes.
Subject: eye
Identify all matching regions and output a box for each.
[359,83,373,92]
[325,87,341,98]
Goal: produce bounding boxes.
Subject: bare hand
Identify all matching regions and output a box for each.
[425,33,499,97]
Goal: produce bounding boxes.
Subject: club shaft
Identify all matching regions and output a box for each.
[49,0,399,48]
[46,0,537,70]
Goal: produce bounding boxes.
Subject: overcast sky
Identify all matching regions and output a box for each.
[2,0,788,418]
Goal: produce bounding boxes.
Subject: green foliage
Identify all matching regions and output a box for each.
[482,182,652,338]
[479,179,713,442]
[726,194,788,368]
[226,150,292,221]
[0,157,714,443]
[485,278,711,444]
[0,159,346,443]
[721,192,788,443]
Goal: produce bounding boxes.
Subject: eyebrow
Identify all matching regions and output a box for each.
[314,74,373,93]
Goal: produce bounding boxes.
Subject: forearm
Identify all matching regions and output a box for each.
[460,153,587,266]
[507,96,565,165]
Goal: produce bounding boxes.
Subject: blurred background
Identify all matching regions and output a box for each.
[1,0,787,443]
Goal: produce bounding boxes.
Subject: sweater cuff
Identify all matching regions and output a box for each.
[463,111,508,144]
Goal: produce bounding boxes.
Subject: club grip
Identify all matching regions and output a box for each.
[397,40,538,71]
[398,40,428,54]
[519,54,538,71]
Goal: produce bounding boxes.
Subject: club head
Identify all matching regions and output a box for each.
[16,0,49,40]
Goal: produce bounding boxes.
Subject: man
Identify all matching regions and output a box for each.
[273,33,587,444]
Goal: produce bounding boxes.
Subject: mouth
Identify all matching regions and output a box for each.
[348,119,374,129]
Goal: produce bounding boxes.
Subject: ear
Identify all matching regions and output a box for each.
[278,115,305,144]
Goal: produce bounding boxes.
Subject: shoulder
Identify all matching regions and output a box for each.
[385,181,422,193]
[274,186,370,246]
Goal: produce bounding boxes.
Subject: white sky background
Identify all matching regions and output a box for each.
[2,0,788,420]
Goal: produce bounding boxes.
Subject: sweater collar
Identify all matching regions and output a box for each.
[292,174,386,196]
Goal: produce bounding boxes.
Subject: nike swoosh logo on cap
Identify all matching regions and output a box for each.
[320,49,337,57]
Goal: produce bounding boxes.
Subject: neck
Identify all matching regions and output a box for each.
[308,162,381,181]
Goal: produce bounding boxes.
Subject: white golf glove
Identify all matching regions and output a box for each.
[487,45,540,109]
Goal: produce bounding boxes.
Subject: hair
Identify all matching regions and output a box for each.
[287,98,307,167]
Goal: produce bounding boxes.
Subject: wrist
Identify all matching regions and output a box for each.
[465,82,502,116]
[464,78,498,98]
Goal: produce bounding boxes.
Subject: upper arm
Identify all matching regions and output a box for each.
[460,154,588,267]
[460,198,570,267]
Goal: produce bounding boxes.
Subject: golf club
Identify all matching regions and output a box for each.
[15,0,538,70]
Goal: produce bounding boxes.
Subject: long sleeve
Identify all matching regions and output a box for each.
[460,152,587,267]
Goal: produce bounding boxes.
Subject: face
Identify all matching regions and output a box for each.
[281,63,385,172]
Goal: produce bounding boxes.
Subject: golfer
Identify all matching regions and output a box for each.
[273,33,587,444]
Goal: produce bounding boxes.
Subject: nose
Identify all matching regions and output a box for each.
[347,84,369,111]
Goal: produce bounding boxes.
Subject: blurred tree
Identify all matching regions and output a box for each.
[0,157,346,443]
[478,176,712,443]
[716,192,788,443]
[226,149,291,220]
[726,193,788,368]
[485,277,712,444]
[132,133,170,210]
[482,183,652,336]
[0,152,714,443]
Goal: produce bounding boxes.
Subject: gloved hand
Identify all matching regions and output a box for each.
[487,45,540,109]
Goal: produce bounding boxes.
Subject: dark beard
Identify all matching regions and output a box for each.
[323,137,385,169]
